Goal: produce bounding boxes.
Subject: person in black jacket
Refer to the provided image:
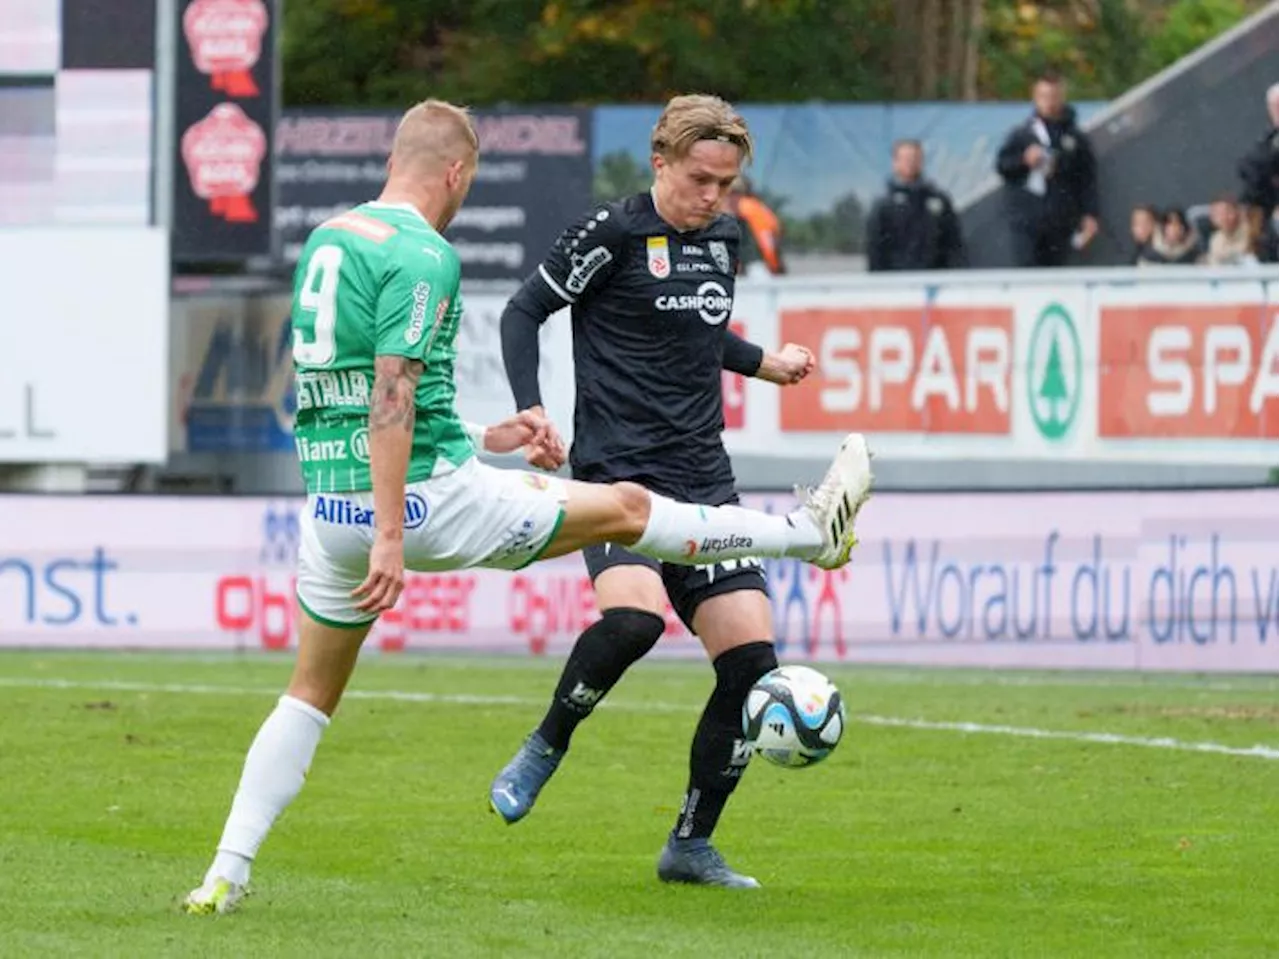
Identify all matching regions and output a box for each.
[865,139,965,271]
[489,94,872,890]
[1237,84,1278,262]
[996,70,1099,267]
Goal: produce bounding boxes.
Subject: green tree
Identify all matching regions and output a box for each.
[280,0,1265,107]
[592,151,651,202]
[1039,334,1069,426]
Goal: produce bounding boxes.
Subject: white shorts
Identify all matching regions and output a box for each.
[296,458,568,627]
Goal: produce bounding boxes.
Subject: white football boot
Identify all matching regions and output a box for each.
[796,432,874,570]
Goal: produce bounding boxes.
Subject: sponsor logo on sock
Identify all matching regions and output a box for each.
[684,539,699,558]
[675,788,700,839]
[721,738,754,778]
[567,681,603,708]
[694,534,753,555]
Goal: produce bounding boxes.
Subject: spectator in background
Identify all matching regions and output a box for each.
[724,176,787,275]
[996,69,1099,267]
[1129,205,1159,265]
[1203,195,1256,266]
[865,139,965,272]
[1261,210,1279,264]
[1145,208,1200,266]
[1237,84,1278,262]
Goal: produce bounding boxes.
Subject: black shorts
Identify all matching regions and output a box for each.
[581,543,769,633]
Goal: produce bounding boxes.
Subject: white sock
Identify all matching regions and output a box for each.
[633,493,822,564]
[203,695,329,887]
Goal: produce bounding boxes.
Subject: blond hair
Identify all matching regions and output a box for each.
[650,94,753,163]
[390,99,479,171]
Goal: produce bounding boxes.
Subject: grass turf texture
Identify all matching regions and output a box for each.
[0,652,1274,958]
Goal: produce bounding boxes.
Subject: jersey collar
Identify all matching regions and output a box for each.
[364,201,431,225]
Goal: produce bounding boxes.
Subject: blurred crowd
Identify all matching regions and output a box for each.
[1126,85,1279,268]
[730,72,1278,275]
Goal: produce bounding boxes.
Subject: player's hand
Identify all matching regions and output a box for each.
[526,426,566,471]
[758,343,815,385]
[776,342,815,384]
[484,409,555,455]
[352,531,405,615]
[519,407,565,471]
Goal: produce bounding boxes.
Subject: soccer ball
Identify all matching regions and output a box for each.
[742,665,846,768]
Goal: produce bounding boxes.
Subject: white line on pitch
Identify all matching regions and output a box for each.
[0,676,1275,761]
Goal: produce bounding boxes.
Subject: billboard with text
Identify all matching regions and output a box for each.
[0,229,169,463]
[275,108,592,280]
[170,270,1276,464]
[0,489,1273,673]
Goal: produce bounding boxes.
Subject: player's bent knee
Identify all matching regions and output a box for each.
[610,482,651,541]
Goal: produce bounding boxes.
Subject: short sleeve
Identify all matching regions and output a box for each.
[374,243,461,359]
[534,203,627,305]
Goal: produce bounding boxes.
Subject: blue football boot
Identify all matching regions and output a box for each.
[489,732,565,824]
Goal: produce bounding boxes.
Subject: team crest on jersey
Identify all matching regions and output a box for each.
[646,236,671,278]
[708,240,731,274]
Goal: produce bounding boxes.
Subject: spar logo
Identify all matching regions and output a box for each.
[182,0,269,97]
[1026,303,1082,441]
[655,281,733,326]
[180,103,267,222]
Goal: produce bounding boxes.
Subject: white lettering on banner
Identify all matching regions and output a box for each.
[1148,323,1278,417]
[450,240,524,269]
[473,115,586,156]
[449,206,527,232]
[0,491,1274,672]
[818,326,1008,415]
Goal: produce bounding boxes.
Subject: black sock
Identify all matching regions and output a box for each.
[535,608,665,751]
[673,641,777,842]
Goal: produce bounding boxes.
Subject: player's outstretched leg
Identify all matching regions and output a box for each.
[490,604,665,823]
[537,432,874,569]
[183,611,371,915]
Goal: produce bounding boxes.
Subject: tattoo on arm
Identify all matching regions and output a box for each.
[370,356,423,433]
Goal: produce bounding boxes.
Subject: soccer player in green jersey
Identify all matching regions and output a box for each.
[184,100,873,915]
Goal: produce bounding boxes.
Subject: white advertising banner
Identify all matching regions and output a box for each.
[0,228,169,463]
[728,269,1278,465]
[171,269,1276,465]
[1,489,1274,672]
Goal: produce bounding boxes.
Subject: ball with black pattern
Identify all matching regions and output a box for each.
[742,665,846,768]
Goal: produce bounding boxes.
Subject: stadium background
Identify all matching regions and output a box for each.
[0,0,1276,671]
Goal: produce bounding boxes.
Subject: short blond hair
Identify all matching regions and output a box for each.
[650,94,753,163]
[390,99,479,171]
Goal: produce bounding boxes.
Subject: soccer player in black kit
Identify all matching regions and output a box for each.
[489,94,874,888]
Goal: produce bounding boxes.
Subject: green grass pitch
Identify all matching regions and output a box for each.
[0,652,1274,958]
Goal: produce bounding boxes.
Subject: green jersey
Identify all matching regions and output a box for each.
[290,202,473,493]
